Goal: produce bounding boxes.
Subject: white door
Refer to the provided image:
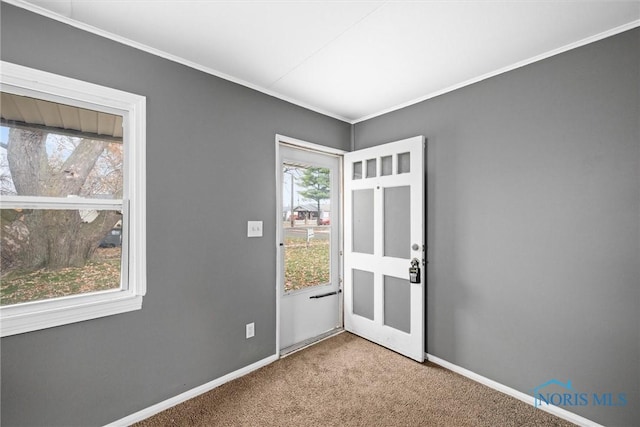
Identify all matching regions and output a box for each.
[344,136,425,362]
[277,143,342,351]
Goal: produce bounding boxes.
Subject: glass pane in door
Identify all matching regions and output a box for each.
[282,164,331,293]
[398,152,411,174]
[366,158,377,178]
[381,155,393,176]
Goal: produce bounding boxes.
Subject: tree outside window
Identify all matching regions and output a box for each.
[1,93,125,306]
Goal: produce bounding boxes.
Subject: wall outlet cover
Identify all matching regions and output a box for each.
[246,322,255,339]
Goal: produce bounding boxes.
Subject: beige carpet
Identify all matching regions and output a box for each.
[135,332,575,426]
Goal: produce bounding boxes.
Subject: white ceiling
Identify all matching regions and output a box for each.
[11,0,640,123]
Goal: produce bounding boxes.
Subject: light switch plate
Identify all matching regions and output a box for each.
[247,221,263,237]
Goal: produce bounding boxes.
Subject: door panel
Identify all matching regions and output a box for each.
[352,189,374,254]
[352,269,374,320]
[384,186,410,258]
[344,136,425,362]
[384,275,411,333]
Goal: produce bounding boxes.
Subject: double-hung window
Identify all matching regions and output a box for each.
[0,62,146,336]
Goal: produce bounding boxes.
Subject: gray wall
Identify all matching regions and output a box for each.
[0,4,350,426]
[354,28,639,426]
[2,3,638,427]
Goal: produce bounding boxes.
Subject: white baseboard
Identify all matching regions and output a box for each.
[105,349,604,426]
[425,353,603,427]
[105,354,279,426]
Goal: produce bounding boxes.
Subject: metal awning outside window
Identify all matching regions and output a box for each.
[1,92,123,142]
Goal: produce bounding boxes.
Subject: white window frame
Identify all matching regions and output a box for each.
[0,61,146,337]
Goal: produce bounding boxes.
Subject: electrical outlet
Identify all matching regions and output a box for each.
[246,322,255,339]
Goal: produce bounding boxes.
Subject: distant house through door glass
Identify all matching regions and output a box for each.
[282,163,331,293]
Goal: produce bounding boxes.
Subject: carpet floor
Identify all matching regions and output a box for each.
[135,332,575,426]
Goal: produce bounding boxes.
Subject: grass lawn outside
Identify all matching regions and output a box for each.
[0,248,121,306]
[2,236,331,305]
[284,236,330,292]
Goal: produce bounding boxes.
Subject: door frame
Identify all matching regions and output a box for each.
[275,134,346,357]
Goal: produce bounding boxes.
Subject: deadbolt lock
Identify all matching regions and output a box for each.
[409,258,421,284]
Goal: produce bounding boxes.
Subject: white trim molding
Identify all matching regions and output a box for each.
[4,0,637,124]
[276,134,347,156]
[274,134,346,356]
[105,354,279,426]
[354,20,640,123]
[426,353,604,427]
[1,0,352,124]
[108,349,604,426]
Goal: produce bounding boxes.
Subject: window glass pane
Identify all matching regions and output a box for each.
[0,63,145,336]
[1,208,123,305]
[366,158,376,178]
[0,92,123,199]
[398,152,411,174]
[353,161,362,180]
[282,164,331,293]
[381,155,392,176]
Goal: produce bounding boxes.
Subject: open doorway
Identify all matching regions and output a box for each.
[276,136,344,354]
[276,134,425,361]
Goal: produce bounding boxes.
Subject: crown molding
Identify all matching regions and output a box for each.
[1,0,353,124]
[352,19,640,124]
[4,0,638,126]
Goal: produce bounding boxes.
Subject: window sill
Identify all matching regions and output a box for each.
[1,291,143,337]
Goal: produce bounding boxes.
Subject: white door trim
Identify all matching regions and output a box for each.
[276,134,347,156]
[275,134,346,357]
